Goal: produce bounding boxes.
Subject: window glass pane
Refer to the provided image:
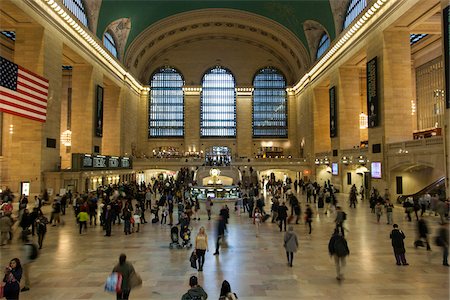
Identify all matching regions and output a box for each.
[201,67,236,137]
[103,32,118,58]
[410,34,428,45]
[343,0,367,29]
[253,68,287,137]
[149,68,184,137]
[63,0,89,27]
[316,33,330,59]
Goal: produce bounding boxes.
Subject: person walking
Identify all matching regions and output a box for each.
[112,254,136,300]
[181,275,208,300]
[253,207,262,237]
[133,204,142,233]
[205,197,212,220]
[0,211,13,246]
[375,202,383,223]
[385,201,394,225]
[35,210,48,249]
[77,207,89,234]
[436,222,449,266]
[20,232,38,292]
[219,280,238,300]
[416,218,431,250]
[390,224,409,266]
[335,206,346,236]
[103,205,113,237]
[278,202,288,232]
[213,215,226,255]
[3,258,22,300]
[283,226,299,267]
[305,204,313,234]
[195,227,208,272]
[328,229,350,281]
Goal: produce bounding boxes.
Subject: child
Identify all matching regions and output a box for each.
[161,203,168,225]
[133,204,142,232]
[375,202,383,223]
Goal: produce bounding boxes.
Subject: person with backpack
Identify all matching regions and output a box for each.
[328,229,350,280]
[181,275,208,300]
[20,231,38,292]
[390,224,409,266]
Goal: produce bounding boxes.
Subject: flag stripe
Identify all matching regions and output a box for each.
[0,104,46,122]
[18,66,49,85]
[0,98,46,115]
[18,72,49,90]
[0,87,47,106]
[17,81,48,97]
[0,90,47,109]
[16,85,48,102]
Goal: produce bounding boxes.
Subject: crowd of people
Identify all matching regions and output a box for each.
[0,172,449,299]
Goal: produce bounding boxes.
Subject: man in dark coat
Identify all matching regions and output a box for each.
[278,202,288,232]
[213,215,226,255]
[328,229,350,280]
[390,224,409,265]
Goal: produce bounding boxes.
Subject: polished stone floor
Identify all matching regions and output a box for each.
[1,192,449,300]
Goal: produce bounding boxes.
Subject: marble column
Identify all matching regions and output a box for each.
[70,64,103,154]
[236,89,252,158]
[2,25,62,195]
[184,87,201,153]
[313,86,331,153]
[102,83,121,156]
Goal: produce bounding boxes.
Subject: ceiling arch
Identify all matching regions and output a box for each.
[125,9,311,85]
[97,1,335,53]
[303,20,330,62]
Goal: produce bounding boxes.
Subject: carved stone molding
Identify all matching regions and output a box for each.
[303,20,329,62]
[329,0,351,36]
[106,18,131,61]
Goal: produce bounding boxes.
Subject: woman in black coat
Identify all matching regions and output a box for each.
[3,258,22,300]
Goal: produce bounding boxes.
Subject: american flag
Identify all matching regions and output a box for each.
[0,56,48,122]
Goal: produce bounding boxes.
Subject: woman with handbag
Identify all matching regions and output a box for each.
[195,227,208,271]
[3,258,22,300]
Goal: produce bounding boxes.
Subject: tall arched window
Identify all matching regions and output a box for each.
[343,0,367,29]
[316,33,330,59]
[103,32,118,58]
[201,67,236,137]
[253,68,287,137]
[63,0,89,27]
[149,67,184,137]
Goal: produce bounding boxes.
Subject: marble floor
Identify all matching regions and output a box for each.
[1,193,449,300]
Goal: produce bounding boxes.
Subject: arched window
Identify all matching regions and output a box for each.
[343,0,367,29]
[201,67,236,137]
[149,67,184,137]
[63,0,89,27]
[253,68,287,137]
[316,33,330,59]
[103,32,118,58]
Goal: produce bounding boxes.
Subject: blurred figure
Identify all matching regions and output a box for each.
[219,280,238,300]
[277,202,288,232]
[335,207,346,237]
[328,229,350,281]
[0,211,13,246]
[283,226,299,267]
[35,210,48,249]
[213,215,226,255]
[436,223,449,266]
[385,200,394,225]
[305,204,313,234]
[390,224,408,266]
[415,218,431,251]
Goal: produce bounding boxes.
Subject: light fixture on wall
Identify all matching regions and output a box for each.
[60,129,72,146]
[411,100,416,116]
[359,113,368,129]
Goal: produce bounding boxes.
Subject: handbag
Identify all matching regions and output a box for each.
[190,251,197,269]
[0,283,4,298]
[129,271,142,289]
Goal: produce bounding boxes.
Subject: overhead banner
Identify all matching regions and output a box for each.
[329,86,337,137]
[95,85,104,137]
[444,6,449,109]
[367,57,379,127]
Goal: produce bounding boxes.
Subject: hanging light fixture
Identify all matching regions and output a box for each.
[60,129,72,146]
[359,112,368,129]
